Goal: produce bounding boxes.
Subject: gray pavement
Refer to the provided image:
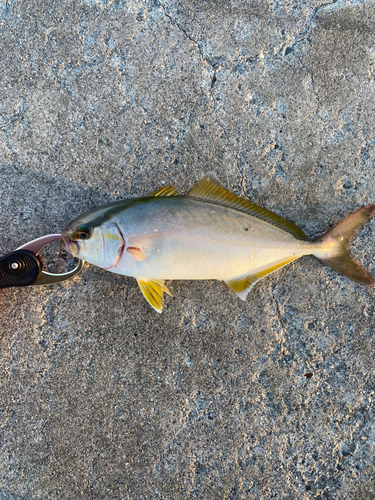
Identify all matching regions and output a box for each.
[0,0,375,498]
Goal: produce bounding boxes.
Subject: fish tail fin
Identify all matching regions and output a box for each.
[313,205,375,287]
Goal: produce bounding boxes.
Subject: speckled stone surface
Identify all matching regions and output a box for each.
[0,1,375,498]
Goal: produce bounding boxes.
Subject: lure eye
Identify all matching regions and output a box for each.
[76,225,92,240]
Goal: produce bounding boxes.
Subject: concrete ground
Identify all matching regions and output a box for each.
[0,0,375,498]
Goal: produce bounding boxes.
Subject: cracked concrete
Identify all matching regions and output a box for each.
[1,0,375,499]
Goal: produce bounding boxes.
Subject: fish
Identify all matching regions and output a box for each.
[62,174,375,312]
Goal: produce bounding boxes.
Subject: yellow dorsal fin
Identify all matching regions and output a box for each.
[186,174,308,241]
[149,185,179,197]
[137,278,172,313]
[226,255,298,301]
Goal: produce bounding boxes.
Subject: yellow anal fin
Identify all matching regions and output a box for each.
[149,185,179,197]
[225,255,298,301]
[225,274,259,301]
[137,278,172,313]
[186,174,308,241]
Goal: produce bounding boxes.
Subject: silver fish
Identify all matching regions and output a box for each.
[62,175,375,312]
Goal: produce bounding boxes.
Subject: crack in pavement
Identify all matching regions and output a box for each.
[159,2,219,74]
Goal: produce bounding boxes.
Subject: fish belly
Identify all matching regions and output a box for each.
[113,198,311,280]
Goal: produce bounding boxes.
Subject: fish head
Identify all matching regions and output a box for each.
[62,212,125,269]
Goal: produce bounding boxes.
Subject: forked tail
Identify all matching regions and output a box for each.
[314,205,375,287]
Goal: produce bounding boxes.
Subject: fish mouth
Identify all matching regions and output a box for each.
[62,233,79,257]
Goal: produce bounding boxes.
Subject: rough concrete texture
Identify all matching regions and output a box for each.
[0,0,375,498]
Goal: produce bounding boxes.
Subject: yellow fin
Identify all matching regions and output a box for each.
[225,255,298,300]
[137,278,172,313]
[187,174,308,241]
[149,185,179,197]
[225,274,259,301]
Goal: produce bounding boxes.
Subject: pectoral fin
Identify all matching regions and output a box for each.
[137,278,172,313]
[127,246,146,261]
[226,256,298,301]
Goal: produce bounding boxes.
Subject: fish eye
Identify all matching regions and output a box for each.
[76,225,92,240]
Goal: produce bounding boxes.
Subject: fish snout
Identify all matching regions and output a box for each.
[61,230,79,257]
